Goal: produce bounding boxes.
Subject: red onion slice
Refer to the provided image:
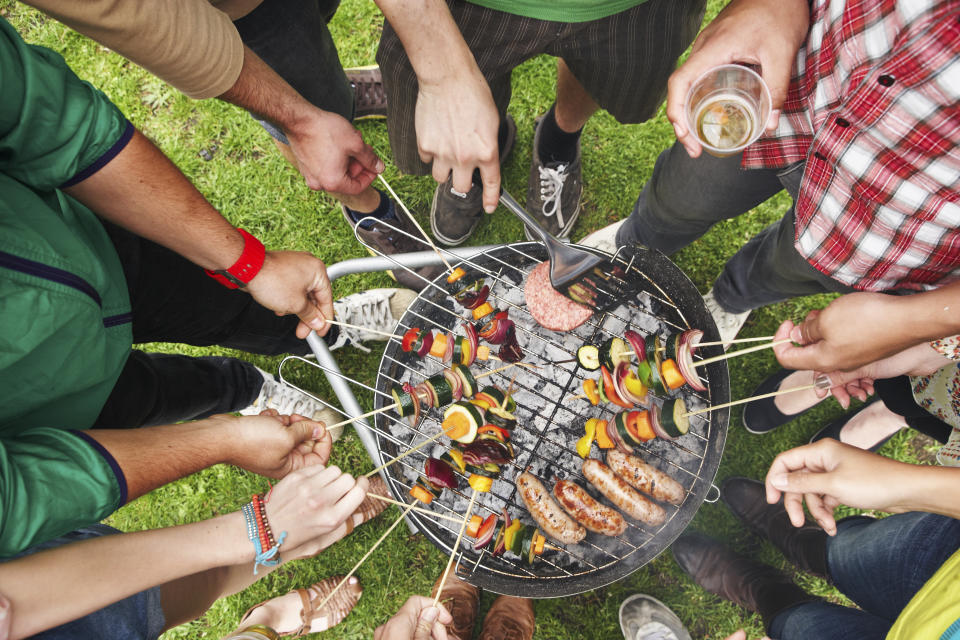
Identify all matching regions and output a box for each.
[417,331,435,358]
[443,332,455,363]
[624,329,646,363]
[460,284,490,310]
[472,514,498,550]
[462,439,513,465]
[649,404,672,440]
[679,329,704,358]
[442,368,464,402]
[677,341,707,392]
[403,382,423,427]
[607,418,633,454]
[463,322,480,367]
[425,457,458,489]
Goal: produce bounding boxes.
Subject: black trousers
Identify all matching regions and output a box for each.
[95,223,333,428]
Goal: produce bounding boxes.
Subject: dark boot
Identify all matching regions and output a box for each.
[722,477,830,580]
[477,596,535,640]
[431,574,479,640]
[672,532,820,633]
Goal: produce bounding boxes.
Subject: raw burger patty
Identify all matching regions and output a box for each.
[524,260,593,331]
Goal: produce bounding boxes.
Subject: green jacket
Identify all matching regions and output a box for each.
[0,17,133,555]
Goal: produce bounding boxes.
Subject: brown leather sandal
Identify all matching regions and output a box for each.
[239,575,362,637]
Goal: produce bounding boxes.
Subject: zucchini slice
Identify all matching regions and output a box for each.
[451,364,476,399]
[599,337,630,370]
[577,345,601,370]
[614,411,639,446]
[440,448,466,473]
[426,374,454,406]
[659,398,690,438]
[442,401,483,443]
[486,408,517,431]
[391,386,414,418]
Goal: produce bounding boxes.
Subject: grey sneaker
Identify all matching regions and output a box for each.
[343,197,444,291]
[703,288,750,348]
[346,65,386,121]
[242,368,344,441]
[524,115,583,241]
[430,115,516,246]
[619,594,691,640]
[327,288,416,353]
[578,219,625,256]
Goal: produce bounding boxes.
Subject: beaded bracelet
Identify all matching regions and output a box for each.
[242,494,288,575]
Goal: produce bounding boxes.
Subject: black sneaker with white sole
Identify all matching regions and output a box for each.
[429,115,516,246]
[524,115,582,240]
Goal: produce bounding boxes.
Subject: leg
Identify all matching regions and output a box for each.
[827,512,960,617]
[617,144,785,253]
[875,376,954,443]
[554,59,600,133]
[710,207,856,313]
[769,600,891,640]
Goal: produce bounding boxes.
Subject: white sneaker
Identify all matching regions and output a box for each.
[327,288,416,352]
[241,368,345,441]
[578,219,625,255]
[703,288,750,348]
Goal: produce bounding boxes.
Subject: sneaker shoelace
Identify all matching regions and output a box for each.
[263,379,318,417]
[537,164,568,228]
[332,292,394,353]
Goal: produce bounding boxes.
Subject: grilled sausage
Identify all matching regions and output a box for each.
[606,449,685,506]
[552,479,627,536]
[516,471,586,545]
[582,458,666,527]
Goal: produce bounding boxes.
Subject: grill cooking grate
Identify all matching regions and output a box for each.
[366,241,729,597]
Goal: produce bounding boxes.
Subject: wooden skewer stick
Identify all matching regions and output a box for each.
[694,338,792,368]
[432,489,479,608]
[631,335,781,357]
[324,403,398,432]
[682,382,821,418]
[378,175,455,275]
[314,501,416,612]
[365,427,452,478]
[365,493,465,523]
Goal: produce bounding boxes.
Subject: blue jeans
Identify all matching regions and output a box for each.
[13,525,166,640]
[769,512,960,640]
[617,142,854,313]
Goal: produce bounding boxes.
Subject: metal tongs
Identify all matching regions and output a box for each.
[499,189,638,313]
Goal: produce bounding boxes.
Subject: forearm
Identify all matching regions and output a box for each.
[892,463,960,519]
[899,281,960,345]
[85,418,231,502]
[376,0,482,88]
[0,512,249,640]
[62,129,244,271]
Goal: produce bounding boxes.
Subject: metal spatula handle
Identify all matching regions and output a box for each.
[499,189,561,250]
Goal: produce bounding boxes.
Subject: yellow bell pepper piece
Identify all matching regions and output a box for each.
[576,419,597,458]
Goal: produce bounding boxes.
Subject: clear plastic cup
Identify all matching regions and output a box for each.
[684,64,772,157]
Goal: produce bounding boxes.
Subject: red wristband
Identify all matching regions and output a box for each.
[205,229,265,289]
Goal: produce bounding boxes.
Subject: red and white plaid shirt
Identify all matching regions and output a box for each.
[742,0,960,292]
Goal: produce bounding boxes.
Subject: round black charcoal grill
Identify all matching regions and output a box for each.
[373,242,729,598]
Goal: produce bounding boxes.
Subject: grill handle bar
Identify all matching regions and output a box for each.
[325,246,502,281]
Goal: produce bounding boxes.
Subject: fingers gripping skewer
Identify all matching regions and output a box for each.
[378,175,455,276]
[313,501,417,613]
[365,493,465,524]
[433,489,479,608]
[682,378,831,418]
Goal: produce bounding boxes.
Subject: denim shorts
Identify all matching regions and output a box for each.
[233,0,354,144]
[14,524,166,640]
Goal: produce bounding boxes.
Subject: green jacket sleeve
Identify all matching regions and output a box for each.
[0,17,131,190]
[0,429,124,557]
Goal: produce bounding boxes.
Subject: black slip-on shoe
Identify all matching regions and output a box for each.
[743,368,815,434]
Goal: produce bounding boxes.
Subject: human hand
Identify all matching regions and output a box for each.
[415,72,502,213]
[665,0,809,157]
[264,464,368,552]
[374,596,453,640]
[724,631,771,640]
[765,439,918,535]
[245,250,334,339]
[217,411,332,478]
[772,292,934,373]
[286,107,384,195]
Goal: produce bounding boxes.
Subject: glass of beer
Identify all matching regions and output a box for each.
[684,64,771,156]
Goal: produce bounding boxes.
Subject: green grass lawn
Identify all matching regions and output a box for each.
[2,2,938,638]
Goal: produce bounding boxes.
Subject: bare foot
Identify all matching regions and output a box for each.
[239,576,361,635]
[773,370,826,415]
[838,401,907,449]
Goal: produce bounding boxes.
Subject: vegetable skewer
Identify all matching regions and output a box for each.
[433,490,479,608]
[378,175,455,276]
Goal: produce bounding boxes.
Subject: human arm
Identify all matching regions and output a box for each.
[773,282,960,373]
[665,0,809,157]
[765,439,960,536]
[0,463,365,640]
[374,596,453,640]
[375,0,501,212]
